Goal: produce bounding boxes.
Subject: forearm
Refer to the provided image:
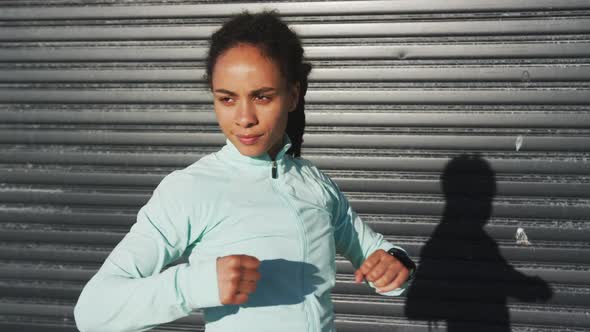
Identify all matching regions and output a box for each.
[334,207,395,268]
[333,208,413,296]
[74,258,220,332]
[325,172,413,296]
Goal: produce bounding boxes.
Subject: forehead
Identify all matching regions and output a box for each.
[212,43,284,89]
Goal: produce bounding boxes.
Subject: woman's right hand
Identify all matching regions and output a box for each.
[216,255,261,305]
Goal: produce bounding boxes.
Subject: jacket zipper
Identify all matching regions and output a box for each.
[271,160,277,179]
[268,162,318,331]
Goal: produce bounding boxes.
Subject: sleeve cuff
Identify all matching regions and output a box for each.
[368,278,412,296]
[377,241,395,254]
[179,258,222,309]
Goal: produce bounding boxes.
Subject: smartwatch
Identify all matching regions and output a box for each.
[387,247,416,280]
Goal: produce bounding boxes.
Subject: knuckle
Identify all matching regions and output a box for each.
[217,256,227,268]
[227,281,238,294]
[373,266,385,276]
[388,266,399,274]
[389,269,399,280]
[389,260,401,270]
[385,255,396,263]
[231,256,242,267]
[251,256,261,266]
[229,270,241,281]
[226,283,237,295]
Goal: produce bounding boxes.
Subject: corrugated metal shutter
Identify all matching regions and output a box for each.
[1,1,589,331]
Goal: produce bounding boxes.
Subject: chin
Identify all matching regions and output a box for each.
[236,144,267,157]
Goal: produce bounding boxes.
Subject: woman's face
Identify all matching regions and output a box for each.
[211,43,300,160]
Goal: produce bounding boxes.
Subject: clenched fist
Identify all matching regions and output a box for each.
[216,255,261,305]
[354,249,411,293]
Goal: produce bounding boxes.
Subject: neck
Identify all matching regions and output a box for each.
[267,138,284,161]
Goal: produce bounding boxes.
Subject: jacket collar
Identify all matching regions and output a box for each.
[217,132,293,166]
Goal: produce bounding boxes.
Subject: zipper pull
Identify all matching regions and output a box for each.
[271,160,277,179]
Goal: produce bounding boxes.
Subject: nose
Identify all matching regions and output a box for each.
[234,99,258,128]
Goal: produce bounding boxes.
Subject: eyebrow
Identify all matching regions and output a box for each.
[214,87,277,96]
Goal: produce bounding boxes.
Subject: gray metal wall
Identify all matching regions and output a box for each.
[1,1,589,331]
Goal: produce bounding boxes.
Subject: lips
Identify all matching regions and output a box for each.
[236,134,263,145]
[236,134,263,139]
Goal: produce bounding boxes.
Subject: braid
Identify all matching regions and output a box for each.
[286,63,312,158]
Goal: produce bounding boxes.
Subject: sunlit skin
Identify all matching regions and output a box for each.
[211,43,300,161]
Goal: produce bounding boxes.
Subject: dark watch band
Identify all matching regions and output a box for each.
[387,248,416,276]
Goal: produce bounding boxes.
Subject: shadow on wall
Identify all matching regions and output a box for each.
[404,154,552,331]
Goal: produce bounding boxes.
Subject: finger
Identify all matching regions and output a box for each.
[372,266,399,288]
[354,270,364,283]
[365,261,389,282]
[221,269,241,284]
[231,292,249,305]
[377,267,409,293]
[220,281,239,304]
[237,279,257,294]
[240,269,261,283]
[358,251,384,276]
[221,255,242,270]
[239,255,261,269]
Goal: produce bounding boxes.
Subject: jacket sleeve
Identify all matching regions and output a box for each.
[326,175,412,296]
[74,172,221,332]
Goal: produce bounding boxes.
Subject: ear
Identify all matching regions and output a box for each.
[288,81,301,113]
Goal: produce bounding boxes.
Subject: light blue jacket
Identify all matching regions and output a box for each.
[74,132,410,332]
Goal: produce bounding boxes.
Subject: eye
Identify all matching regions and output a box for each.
[218,97,234,104]
[255,95,271,103]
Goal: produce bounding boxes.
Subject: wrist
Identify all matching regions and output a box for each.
[386,247,416,279]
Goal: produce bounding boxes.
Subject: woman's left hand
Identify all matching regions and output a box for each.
[354,249,410,293]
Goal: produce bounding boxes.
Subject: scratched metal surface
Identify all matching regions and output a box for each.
[1,1,590,331]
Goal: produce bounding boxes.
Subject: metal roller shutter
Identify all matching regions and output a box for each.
[1,1,589,331]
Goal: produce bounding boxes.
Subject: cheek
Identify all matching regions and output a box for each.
[261,101,288,123]
[213,107,233,129]
[262,110,287,133]
[213,103,230,118]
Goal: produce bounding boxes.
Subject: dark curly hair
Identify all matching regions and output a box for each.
[203,9,312,158]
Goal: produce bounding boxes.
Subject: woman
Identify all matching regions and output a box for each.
[74,10,414,332]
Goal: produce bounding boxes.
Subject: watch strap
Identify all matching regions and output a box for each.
[387,247,416,279]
